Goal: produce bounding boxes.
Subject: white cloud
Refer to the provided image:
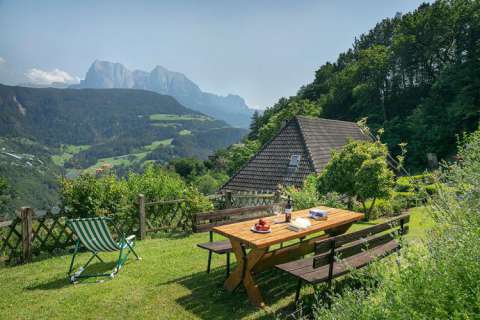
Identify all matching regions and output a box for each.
[0,57,6,65]
[25,68,79,85]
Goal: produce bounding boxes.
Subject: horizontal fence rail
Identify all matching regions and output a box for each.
[137,191,280,239]
[1,191,281,263]
[0,207,75,264]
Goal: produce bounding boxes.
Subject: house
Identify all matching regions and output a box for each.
[221,116,370,193]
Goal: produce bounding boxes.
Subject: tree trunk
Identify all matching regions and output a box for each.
[366,197,377,221]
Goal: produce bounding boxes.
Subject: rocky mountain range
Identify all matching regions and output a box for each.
[71,60,253,128]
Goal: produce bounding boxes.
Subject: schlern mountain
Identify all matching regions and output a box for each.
[71,60,254,128]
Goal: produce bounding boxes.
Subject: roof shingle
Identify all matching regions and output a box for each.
[221,116,369,193]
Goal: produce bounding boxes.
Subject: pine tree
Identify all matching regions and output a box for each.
[248,110,260,140]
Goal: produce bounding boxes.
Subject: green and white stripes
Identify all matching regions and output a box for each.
[68,217,119,252]
[67,217,140,283]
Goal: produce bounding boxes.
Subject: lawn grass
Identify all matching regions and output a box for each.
[0,207,432,319]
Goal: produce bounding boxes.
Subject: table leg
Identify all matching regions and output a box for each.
[324,222,353,236]
[224,239,268,307]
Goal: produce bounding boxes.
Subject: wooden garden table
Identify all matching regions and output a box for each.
[212,206,364,307]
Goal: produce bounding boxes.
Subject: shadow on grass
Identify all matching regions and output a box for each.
[26,261,118,290]
[149,231,192,240]
[160,264,304,319]
[354,221,378,226]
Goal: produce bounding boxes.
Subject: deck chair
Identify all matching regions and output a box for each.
[67,217,141,283]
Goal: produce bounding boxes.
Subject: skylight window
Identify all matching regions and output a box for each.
[289,154,301,168]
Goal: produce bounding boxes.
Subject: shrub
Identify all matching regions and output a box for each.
[394,173,438,206]
[318,140,394,220]
[0,177,15,218]
[282,175,345,211]
[393,191,416,207]
[60,164,213,232]
[360,196,406,220]
[312,128,480,319]
[282,175,320,210]
[170,157,206,181]
[394,176,414,192]
[125,165,187,202]
[193,172,229,195]
[60,174,128,218]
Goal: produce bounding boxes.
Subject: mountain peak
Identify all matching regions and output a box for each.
[73,60,253,127]
[151,65,168,72]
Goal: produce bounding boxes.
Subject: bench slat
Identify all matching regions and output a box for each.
[293,240,400,283]
[197,240,232,254]
[315,213,410,254]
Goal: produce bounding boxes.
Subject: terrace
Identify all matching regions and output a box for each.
[0,207,431,319]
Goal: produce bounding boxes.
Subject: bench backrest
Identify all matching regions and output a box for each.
[312,212,410,269]
[193,205,273,233]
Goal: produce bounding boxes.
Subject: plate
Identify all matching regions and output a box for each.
[251,226,272,233]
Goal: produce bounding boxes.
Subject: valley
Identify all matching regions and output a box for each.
[0,84,247,211]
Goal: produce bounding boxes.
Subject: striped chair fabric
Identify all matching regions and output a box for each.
[68,217,120,252]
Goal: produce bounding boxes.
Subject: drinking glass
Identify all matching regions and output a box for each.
[272,203,283,223]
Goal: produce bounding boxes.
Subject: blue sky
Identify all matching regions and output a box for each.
[0,0,427,108]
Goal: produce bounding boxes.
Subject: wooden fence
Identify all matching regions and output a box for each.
[0,207,74,264]
[137,191,280,239]
[0,191,279,263]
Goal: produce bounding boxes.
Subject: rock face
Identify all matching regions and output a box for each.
[73,60,253,128]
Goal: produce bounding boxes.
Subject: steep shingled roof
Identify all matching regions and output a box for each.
[221,116,370,193]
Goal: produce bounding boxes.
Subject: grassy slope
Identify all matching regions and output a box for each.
[84,139,173,173]
[51,145,91,166]
[0,208,431,319]
[149,114,212,121]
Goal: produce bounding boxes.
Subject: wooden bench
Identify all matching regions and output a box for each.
[193,205,273,276]
[276,212,410,302]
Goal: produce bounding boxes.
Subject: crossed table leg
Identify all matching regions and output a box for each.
[222,223,355,308]
[223,240,268,307]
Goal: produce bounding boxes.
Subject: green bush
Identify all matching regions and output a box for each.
[282,175,345,211]
[394,176,413,192]
[193,172,229,195]
[360,196,405,220]
[393,191,416,207]
[170,157,206,181]
[61,174,128,218]
[0,177,15,218]
[312,128,480,319]
[60,164,213,232]
[318,140,394,220]
[394,173,438,206]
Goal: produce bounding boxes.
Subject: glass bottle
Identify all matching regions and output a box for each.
[285,196,292,222]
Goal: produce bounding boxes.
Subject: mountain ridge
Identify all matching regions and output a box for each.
[0,83,247,208]
[71,60,253,128]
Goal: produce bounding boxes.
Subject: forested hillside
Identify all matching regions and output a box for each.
[0,84,246,210]
[247,0,479,169]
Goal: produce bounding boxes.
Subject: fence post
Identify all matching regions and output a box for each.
[138,194,146,240]
[225,191,232,209]
[21,207,33,263]
[274,190,281,204]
